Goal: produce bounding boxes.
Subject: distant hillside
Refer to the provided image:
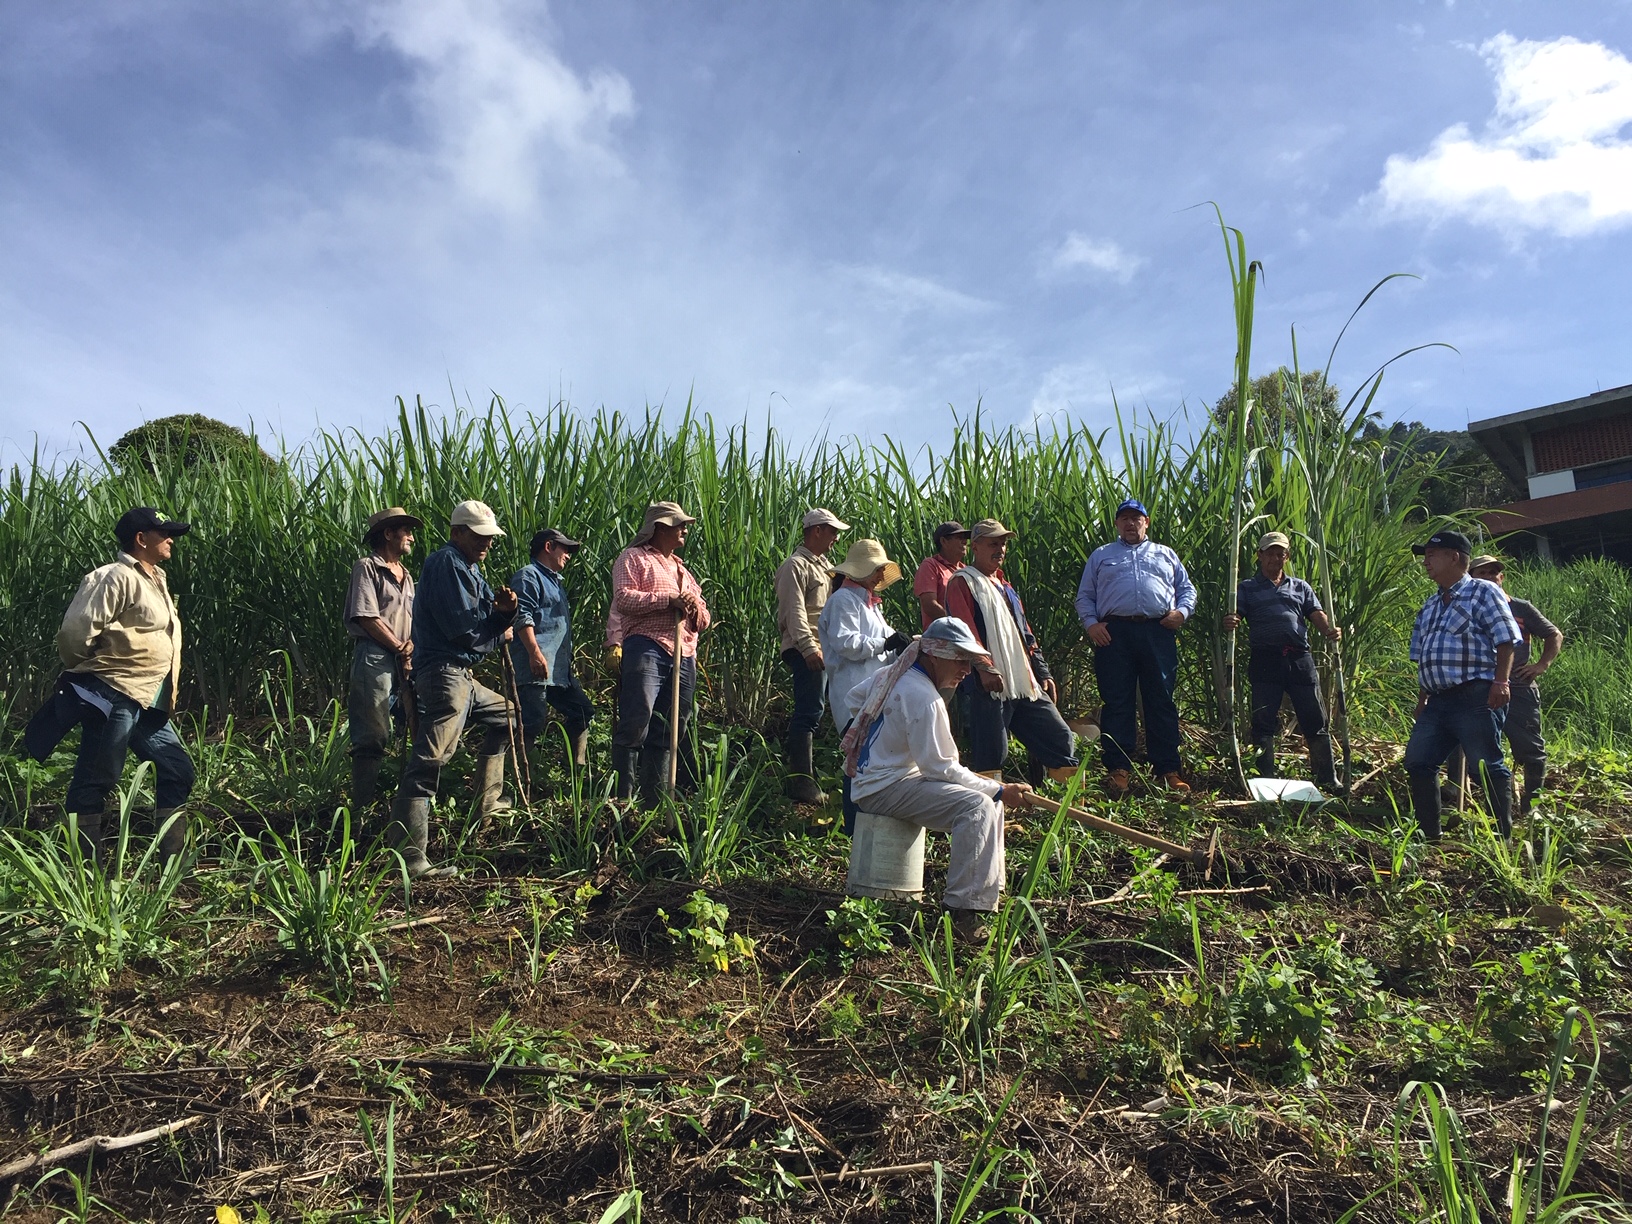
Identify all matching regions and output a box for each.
[1364,420,1523,515]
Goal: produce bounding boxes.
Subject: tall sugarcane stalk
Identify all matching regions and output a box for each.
[1218,212,1262,795]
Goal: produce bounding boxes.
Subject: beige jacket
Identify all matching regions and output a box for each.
[57,553,183,709]
[775,545,833,655]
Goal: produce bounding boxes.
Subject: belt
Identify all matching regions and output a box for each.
[1104,614,1155,623]
[1427,678,1492,696]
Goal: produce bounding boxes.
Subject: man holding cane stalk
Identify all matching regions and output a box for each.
[345,507,421,813]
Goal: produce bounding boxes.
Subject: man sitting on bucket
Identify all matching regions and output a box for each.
[844,617,1033,942]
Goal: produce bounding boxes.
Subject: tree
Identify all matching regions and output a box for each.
[1363,421,1521,515]
[108,414,270,473]
[1213,367,1343,442]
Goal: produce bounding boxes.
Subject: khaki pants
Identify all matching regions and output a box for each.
[395,660,512,804]
[347,641,398,761]
[857,776,1006,912]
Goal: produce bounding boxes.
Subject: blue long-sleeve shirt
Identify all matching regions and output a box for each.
[507,559,574,684]
[1075,539,1197,628]
[412,544,515,668]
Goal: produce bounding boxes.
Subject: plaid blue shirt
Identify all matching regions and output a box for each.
[1409,576,1522,694]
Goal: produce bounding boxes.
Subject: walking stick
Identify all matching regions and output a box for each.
[668,604,684,793]
[499,646,532,808]
[396,658,419,745]
[1023,793,1222,879]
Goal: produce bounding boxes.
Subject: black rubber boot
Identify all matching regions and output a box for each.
[154,807,187,865]
[613,747,638,802]
[1487,766,1514,839]
[1521,762,1545,813]
[1253,737,1277,778]
[784,731,826,805]
[639,746,673,810]
[69,810,106,867]
[1408,771,1443,842]
[1308,734,1341,793]
[351,755,383,812]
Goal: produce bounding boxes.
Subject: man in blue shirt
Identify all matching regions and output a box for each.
[1404,529,1522,841]
[388,499,518,878]
[1222,531,1342,790]
[1075,499,1197,798]
[509,528,595,772]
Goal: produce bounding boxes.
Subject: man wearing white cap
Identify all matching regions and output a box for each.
[610,501,712,806]
[387,500,519,877]
[1222,531,1342,790]
[774,508,850,804]
[844,617,1032,941]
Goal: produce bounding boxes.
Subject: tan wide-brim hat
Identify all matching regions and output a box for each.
[1469,554,1505,572]
[450,499,506,537]
[969,518,1017,542]
[632,500,697,546]
[364,506,423,540]
[832,538,902,588]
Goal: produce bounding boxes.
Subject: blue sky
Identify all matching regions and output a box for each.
[5,1,1632,463]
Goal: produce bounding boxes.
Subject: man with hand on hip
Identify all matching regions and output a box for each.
[774,508,849,804]
[509,527,595,772]
[1074,498,1196,798]
[345,506,421,812]
[1404,530,1522,841]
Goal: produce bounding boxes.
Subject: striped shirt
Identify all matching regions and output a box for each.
[611,543,711,658]
[1409,576,1522,694]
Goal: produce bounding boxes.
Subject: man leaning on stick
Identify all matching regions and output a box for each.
[509,527,596,772]
[774,508,849,805]
[345,506,420,812]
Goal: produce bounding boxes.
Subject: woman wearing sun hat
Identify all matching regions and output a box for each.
[818,539,913,736]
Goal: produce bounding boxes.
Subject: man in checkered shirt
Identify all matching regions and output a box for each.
[1404,529,1522,841]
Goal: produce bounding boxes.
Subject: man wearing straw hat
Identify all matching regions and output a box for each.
[610,501,711,807]
[1222,531,1343,791]
[845,617,1033,942]
[774,508,850,805]
[345,506,422,811]
[26,507,196,866]
[1075,498,1196,798]
[946,519,1079,785]
[388,500,519,878]
[1404,529,1522,842]
[509,527,595,772]
[820,538,913,827]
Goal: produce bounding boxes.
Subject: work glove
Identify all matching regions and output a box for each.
[883,630,913,655]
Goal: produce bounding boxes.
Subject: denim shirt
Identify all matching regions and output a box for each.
[1235,574,1321,651]
[1075,539,1197,627]
[508,559,574,683]
[411,544,514,668]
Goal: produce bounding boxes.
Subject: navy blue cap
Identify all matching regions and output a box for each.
[1412,529,1472,556]
[1115,498,1149,519]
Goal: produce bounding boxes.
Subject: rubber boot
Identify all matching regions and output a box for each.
[639,746,673,810]
[613,746,638,802]
[1487,766,1514,839]
[1307,734,1341,793]
[475,753,511,817]
[1253,736,1277,778]
[351,755,384,812]
[784,731,826,805]
[570,729,590,770]
[1521,762,1545,813]
[69,810,106,867]
[395,796,456,879]
[1408,771,1443,842]
[154,806,187,865]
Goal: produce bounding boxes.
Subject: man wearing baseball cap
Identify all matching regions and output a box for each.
[774,508,850,805]
[509,527,595,773]
[1404,529,1523,840]
[344,507,422,812]
[946,519,1080,784]
[25,507,196,865]
[1222,531,1342,789]
[388,500,519,877]
[1074,498,1196,797]
[911,521,972,630]
[610,501,712,807]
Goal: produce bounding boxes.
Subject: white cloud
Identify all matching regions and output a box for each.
[1044,231,1143,283]
[337,0,634,213]
[845,266,995,314]
[1378,32,1632,236]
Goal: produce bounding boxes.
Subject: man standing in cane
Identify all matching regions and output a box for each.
[1404,530,1522,842]
[387,500,518,878]
[610,502,711,808]
[1074,499,1196,798]
[344,507,420,812]
[773,508,849,804]
[509,527,596,773]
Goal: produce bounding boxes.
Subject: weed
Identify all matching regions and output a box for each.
[658,890,755,974]
[824,896,894,969]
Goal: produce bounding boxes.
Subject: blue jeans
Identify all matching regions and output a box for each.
[516,676,596,740]
[958,677,1077,774]
[781,648,827,736]
[1093,620,1183,775]
[1404,680,1511,838]
[60,675,195,816]
[614,635,696,750]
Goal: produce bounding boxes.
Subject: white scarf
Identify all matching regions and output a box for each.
[953,567,1041,701]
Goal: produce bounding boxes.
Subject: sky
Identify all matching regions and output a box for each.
[5,1,1632,464]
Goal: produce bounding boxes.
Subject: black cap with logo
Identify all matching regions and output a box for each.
[1411,529,1472,556]
[115,507,191,547]
[529,527,583,556]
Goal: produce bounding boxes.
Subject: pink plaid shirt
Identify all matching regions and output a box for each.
[611,544,711,658]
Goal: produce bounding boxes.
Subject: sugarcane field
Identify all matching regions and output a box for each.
[7,8,1632,1223]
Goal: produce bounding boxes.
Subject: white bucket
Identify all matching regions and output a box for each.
[847,809,926,901]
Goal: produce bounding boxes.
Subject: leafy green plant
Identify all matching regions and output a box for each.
[825,896,894,969]
[244,810,404,1003]
[670,732,762,884]
[658,889,755,973]
[1478,941,1584,1066]
[932,1077,1038,1224]
[1222,949,1338,1084]
[0,762,186,997]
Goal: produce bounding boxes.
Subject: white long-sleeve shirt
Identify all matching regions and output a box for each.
[849,665,1003,804]
[818,582,893,728]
